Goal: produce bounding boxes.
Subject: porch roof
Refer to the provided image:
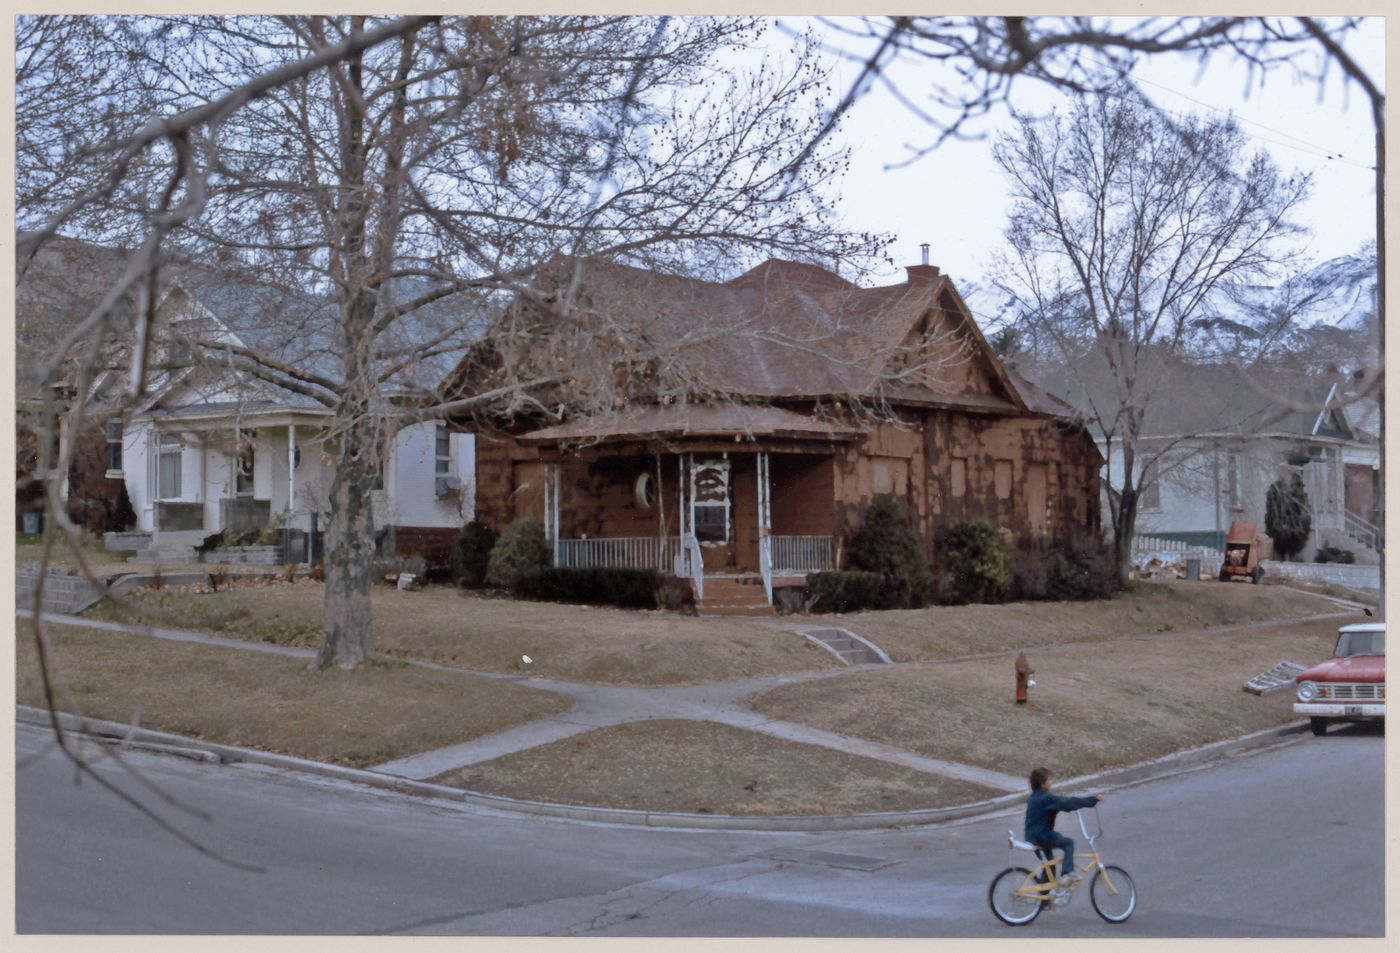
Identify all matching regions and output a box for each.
[516,403,864,446]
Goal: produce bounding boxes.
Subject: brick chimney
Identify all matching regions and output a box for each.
[905,243,940,285]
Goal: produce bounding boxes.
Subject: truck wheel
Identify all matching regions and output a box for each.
[1310,717,1328,737]
[1251,566,1264,584]
[1219,568,1230,582]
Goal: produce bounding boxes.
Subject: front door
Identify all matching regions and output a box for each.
[691,457,734,567]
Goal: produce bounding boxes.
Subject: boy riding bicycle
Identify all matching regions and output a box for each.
[1025,767,1103,885]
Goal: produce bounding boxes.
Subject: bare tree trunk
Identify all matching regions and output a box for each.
[1110,475,1139,588]
[319,427,376,668]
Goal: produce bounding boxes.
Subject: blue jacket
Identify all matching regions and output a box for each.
[1024,789,1099,844]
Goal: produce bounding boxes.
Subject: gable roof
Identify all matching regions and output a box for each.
[461,257,1034,416]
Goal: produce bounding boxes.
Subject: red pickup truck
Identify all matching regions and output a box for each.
[1294,622,1385,736]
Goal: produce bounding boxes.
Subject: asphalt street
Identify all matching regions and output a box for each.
[14,720,1385,936]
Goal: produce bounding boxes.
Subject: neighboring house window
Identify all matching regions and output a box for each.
[994,459,1013,500]
[40,425,61,474]
[1226,453,1241,510]
[105,420,123,475]
[433,424,454,495]
[157,433,182,499]
[1139,459,1161,511]
[950,457,967,498]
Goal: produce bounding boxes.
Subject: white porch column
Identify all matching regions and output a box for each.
[288,425,297,512]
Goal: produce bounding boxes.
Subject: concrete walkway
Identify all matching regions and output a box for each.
[24,610,1025,791]
[26,588,1361,798]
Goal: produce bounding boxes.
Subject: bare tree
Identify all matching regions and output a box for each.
[990,88,1311,582]
[17,15,888,671]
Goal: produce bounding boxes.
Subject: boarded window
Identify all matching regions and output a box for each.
[1025,463,1048,534]
[1226,453,1241,510]
[994,460,1012,500]
[951,458,967,498]
[872,457,909,497]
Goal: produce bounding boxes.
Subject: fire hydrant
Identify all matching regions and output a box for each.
[1015,652,1034,705]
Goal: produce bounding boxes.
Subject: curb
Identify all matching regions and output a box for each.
[16,705,1310,832]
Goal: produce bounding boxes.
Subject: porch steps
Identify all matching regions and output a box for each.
[799,627,890,666]
[128,530,208,565]
[698,574,773,618]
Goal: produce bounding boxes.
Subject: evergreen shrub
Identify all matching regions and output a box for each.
[514,566,661,608]
[485,518,550,590]
[450,520,497,588]
[847,494,934,608]
[936,518,1011,604]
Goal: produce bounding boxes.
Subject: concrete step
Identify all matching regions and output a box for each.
[698,604,775,618]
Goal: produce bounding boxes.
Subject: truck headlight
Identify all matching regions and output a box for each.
[1297,681,1319,702]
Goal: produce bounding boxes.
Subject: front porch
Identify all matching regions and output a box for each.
[538,449,838,613]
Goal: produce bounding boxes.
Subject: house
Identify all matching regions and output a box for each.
[446,257,1102,612]
[1042,357,1382,563]
[16,239,479,565]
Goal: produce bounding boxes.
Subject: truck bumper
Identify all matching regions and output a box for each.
[1293,703,1385,718]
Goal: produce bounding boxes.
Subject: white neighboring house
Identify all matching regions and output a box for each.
[1094,370,1381,563]
[112,269,476,563]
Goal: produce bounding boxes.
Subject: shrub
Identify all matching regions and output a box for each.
[1010,546,1050,601]
[1045,533,1119,600]
[654,575,694,612]
[449,521,497,588]
[373,553,428,583]
[936,518,1011,604]
[108,484,137,532]
[1314,546,1356,564]
[1266,472,1311,561]
[485,519,550,590]
[514,567,661,608]
[258,510,287,546]
[773,586,821,615]
[847,495,934,608]
[805,570,885,614]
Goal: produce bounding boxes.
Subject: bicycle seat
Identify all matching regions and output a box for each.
[1007,831,1038,851]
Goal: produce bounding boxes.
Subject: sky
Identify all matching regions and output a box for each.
[797,17,1385,295]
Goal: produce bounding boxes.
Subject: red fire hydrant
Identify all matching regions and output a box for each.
[1015,652,1034,705]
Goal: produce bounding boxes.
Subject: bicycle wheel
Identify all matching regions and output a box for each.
[989,867,1043,925]
[1090,865,1137,923]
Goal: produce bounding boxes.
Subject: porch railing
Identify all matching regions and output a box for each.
[769,535,833,573]
[1344,509,1383,551]
[1132,534,1221,558]
[556,536,682,572]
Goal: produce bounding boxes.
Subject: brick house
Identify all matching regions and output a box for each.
[448,257,1102,612]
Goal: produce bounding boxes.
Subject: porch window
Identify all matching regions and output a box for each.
[691,459,730,543]
[105,419,123,475]
[157,433,182,499]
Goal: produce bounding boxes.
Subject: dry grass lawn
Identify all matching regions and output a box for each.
[87,582,840,685]
[16,620,572,768]
[752,617,1342,779]
[434,719,1000,815]
[840,580,1340,662]
[15,532,132,576]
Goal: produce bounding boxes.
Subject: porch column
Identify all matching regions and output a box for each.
[544,462,560,567]
[756,451,771,545]
[288,425,297,512]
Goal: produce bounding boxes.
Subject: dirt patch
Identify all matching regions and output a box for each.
[835,580,1344,662]
[16,620,572,768]
[86,584,841,685]
[434,719,1000,815]
[753,617,1340,779]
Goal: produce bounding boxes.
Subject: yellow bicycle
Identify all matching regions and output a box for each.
[988,807,1136,925]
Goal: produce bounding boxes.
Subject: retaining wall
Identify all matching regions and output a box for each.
[15,571,103,614]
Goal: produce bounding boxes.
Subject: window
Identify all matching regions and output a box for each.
[157,433,182,499]
[1226,453,1241,510]
[950,458,967,498]
[235,442,255,496]
[433,424,456,496]
[691,459,730,543]
[1139,459,1161,511]
[105,420,123,475]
